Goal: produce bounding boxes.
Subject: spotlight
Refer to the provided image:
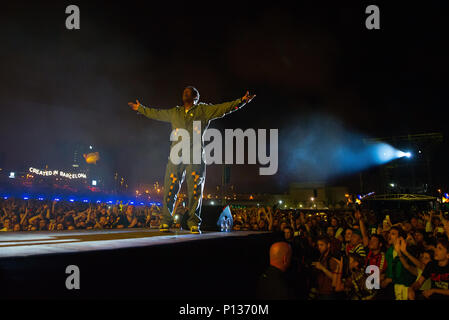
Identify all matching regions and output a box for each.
[396,150,412,158]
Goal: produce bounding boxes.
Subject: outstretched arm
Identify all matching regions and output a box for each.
[128,99,174,123]
[205,91,256,120]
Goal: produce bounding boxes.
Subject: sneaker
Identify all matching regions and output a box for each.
[159,223,170,232]
[190,226,201,234]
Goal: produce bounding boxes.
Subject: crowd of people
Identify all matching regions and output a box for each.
[254,206,449,300]
[0,198,163,232]
[1,197,449,300]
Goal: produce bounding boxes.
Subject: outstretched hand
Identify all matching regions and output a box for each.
[128,99,141,111]
[241,91,256,103]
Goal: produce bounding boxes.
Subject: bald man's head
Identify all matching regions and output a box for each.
[269,242,292,272]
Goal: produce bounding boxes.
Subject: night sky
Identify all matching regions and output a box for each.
[0,1,447,194]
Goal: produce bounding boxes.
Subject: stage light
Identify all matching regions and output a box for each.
[211,201,215,205]
[9,172,15,179]
[83,199,88,203]
[278,200,283,204]
[130,201,134,205]
[69,199,75,202]
[311,197,314,201]
[3,196,8,200]
[107,200,113,204]
[38,197,44,201]
[396,150,412,158]
[54,198,60,201]
[96,200,101,203]
[92,180,97,186]
[23,196,29,200]
[140,202,144,205]
[390,183,395,187]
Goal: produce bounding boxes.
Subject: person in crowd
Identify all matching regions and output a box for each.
[257,241,295,299]
[383,226,417,300]
[311,236,339,300]
[409,238,449,300]
[334,253,377,300]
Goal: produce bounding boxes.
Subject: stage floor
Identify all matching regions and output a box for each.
[0,228,267,258]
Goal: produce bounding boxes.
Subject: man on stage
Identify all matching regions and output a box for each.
[128,87,255,234]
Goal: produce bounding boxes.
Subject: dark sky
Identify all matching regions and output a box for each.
[0,1,447,194]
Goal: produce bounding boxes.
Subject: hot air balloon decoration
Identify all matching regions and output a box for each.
[83,152,100,164]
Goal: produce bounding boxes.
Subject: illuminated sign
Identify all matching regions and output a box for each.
[29,167,87,179]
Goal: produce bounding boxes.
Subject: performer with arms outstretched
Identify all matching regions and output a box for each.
[128,87,255,233]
